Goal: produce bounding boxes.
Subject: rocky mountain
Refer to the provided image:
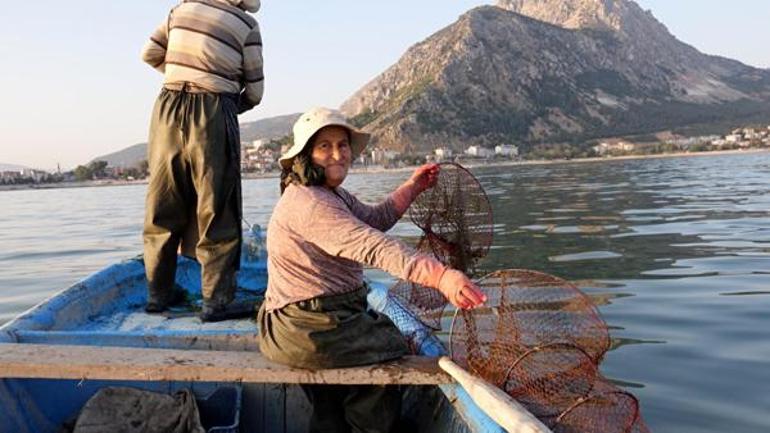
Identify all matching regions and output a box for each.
[240,113,301,143]
[340,0,770,154]
[92,143,147,168]
[92,114,299,168]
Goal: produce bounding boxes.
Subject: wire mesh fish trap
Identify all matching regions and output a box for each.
[389,163,494,340]
[449,270,610,368]
[552,379,651,433]
[448,269,650,432]
[408,162,494,276]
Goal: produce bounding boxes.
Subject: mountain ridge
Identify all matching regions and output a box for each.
[92,113,300,168]
[340,1,770,154]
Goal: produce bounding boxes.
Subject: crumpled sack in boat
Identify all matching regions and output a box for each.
[72,387,205,433]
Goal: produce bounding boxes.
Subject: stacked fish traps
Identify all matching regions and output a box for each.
[388,162,651,432]
[449,270,650,433]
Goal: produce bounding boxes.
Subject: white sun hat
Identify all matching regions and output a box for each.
[279,107,370,170]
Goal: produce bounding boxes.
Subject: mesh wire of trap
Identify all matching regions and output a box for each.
[408,162,494,276]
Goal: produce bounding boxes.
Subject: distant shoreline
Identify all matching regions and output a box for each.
[467,147,770,169]
[0,179,149,192]
[3,148,767,192]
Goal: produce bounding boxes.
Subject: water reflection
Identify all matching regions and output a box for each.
[719,291,770,296]
[549,251,623,262]
[610,336,667,351]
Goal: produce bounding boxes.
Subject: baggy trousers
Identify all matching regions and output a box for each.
[143,87,242,308]
[258,288,409,433]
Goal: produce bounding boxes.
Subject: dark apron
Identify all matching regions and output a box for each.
[257,286,409,369]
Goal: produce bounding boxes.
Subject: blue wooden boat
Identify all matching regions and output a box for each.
[0,230,520,433]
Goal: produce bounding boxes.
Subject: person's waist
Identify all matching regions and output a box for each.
[294,285,369,312]
[163,82,238,98]
[265,284,368,312]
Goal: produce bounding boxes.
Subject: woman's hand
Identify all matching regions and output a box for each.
[392,163,440,214]
[407,163,440,195]
[438,269,487,310]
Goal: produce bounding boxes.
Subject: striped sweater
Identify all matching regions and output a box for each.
[141,0,264,114]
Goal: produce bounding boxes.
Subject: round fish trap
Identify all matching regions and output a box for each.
[448,269,649,432]
[389,163,494,344]
[552,379,651,433]
[408,162,494,275]
[449,270,611,370]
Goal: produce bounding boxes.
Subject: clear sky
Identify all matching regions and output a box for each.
[0,0,768,170]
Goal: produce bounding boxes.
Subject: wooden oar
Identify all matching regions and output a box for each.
[438,356,552,433]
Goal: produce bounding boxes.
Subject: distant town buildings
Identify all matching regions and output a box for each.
[594,125,770,157]
[230,123,770,172]
[241,140,279,173]
[0,168,51,184]
[667,135,721,150]
[592,140,636,156]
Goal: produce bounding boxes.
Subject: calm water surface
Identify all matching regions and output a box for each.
[2,152,770,432]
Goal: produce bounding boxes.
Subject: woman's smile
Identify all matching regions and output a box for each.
[311,126,352,188]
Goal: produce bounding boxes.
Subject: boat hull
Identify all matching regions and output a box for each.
[0,254,506,433]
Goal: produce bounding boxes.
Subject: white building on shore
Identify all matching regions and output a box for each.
[435,147,454,161]
[593,140,635,155]
[495,144,519,158]
[370,148,399,165]
[464,146,494,158]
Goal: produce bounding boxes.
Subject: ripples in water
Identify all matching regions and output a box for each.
[2,152,770,432]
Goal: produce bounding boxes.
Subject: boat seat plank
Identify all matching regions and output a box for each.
[0,343,452,385]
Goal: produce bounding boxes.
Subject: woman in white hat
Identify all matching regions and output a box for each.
[258,107,485,432]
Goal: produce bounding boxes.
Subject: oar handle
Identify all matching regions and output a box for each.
[438,357,552,433]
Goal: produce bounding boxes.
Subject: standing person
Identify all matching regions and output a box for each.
[140,0,264,322]
[258,107,486,433]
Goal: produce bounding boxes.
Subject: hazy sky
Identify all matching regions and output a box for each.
[1,1,768,170]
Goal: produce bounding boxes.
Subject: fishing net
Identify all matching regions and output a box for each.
[449,270,609,399]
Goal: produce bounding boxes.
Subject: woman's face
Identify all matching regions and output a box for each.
[310,126,352,188]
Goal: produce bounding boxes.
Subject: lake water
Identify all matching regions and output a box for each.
[2,152,770,432]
